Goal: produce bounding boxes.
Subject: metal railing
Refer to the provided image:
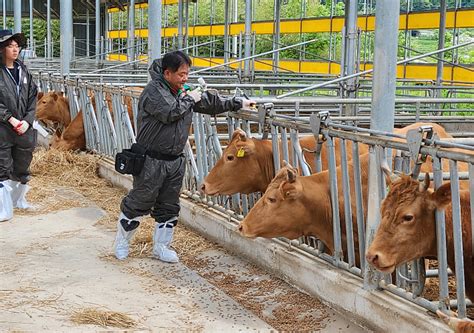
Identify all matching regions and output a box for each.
[35,73,473,320]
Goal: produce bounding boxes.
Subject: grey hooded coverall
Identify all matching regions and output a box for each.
[120,59,243,224]
[0,60,38,183]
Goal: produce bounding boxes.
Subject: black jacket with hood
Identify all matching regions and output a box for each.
[0,59,37,129]
[136,59,243,156]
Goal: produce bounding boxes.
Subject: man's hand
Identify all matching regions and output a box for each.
[241,99,256,110]
[15,121,30,135]
[187,89,202,103]
[8,116,20,128]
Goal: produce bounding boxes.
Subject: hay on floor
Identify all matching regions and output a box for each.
[70,307,136,328]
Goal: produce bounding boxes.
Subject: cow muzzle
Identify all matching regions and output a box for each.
[200,181,219,196]
[237,222,256,238]
[365,251,395,273]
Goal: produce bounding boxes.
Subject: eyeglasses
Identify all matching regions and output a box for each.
[6,43,19,49]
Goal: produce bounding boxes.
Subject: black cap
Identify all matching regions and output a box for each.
[0,29,26,48]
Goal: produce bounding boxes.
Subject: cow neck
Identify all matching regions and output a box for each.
[442,191,473,264]
[56,97,70,124]
[255,139,275,192]
[444,191,474,299]
[300,171,335,252]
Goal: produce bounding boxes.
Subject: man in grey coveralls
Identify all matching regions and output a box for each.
[114,51,254,263]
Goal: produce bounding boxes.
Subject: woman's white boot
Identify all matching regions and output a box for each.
[0,181,13,222]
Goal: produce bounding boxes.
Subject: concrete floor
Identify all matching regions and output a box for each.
[0,204,369,332]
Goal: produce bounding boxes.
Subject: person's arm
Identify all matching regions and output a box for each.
[22,72,38,125]
[141,83,195,124]
[193,90,253,115]
[0,99,13,123]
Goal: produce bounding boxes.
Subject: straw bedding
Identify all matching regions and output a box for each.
[70,307,136,328]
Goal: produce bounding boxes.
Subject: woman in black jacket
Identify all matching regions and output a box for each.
[0,30,38,221]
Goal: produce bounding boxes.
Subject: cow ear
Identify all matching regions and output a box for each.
[52,92,58,101]
[279,181,297,200]
[231,128,247,142]
[286,167,297,183]
[432,183,451,208]
[381,162,399,185]
[419,173,430,192]
[37,92,44,101]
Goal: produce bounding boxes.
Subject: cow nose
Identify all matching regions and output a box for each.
[200,183,206,193]
[238,224,243,232]
[366,253,379,266]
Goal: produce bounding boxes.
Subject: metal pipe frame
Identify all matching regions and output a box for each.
[272,0,281,74]
[35,71,474,318]
[191,37,322,75]
[2,0,5,30]
[13,0,21,33]
[29,0,33,51]
[243,0,252,78]
[148,0,162,64]
[127,0,136,63]
[95,0,101,63]
[60,0,73,76]
[178,0,183,49]
[223,0,230,63]
[278,40,474,99]
[436,0,448,89]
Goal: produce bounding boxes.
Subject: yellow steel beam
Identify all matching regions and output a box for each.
[107,9,474,36]
[107,53,473,82]
[108,0,177,12]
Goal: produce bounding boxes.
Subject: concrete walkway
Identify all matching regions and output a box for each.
[0,205,368,332]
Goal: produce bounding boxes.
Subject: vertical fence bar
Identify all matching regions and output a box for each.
[433,157,450,311]
[449,159,467,318]
[340,138,356,267]
[352,142,366,272]
[327,136,343,265]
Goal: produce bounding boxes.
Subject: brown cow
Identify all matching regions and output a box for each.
[50,111,85,151]
[238,154,370,264]
[201,128,368,195]
[104,86,143,128]
[392,122,469,176]
[201,122,457,196]
[36,91,71,129]
[437,310,474,333]
[365,173,473,300]
[43,87,142,151]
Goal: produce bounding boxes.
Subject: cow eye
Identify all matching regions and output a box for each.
[402,214,414,223]
[267,197,276,203]
[226,155,234,161]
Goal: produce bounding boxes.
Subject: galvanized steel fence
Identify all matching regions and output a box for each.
[35,74,473,319]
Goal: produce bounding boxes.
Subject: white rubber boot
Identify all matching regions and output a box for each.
[0,181,13,222]
[152,217,179,263]
[9,181,33,209]
[114,212,142,260]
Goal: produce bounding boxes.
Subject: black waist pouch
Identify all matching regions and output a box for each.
[115,143,147,176]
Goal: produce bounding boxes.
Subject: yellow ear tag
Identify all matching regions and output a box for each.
[236,148,245,158]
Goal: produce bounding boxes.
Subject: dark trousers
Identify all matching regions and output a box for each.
[0,125,36,184]
[121,155,186,224]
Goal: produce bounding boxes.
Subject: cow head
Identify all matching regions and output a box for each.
[366,172,452,273]
[49,111,85,151]
[201,128,269,195]
[238,163,310,240]
[36,91,71,128]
